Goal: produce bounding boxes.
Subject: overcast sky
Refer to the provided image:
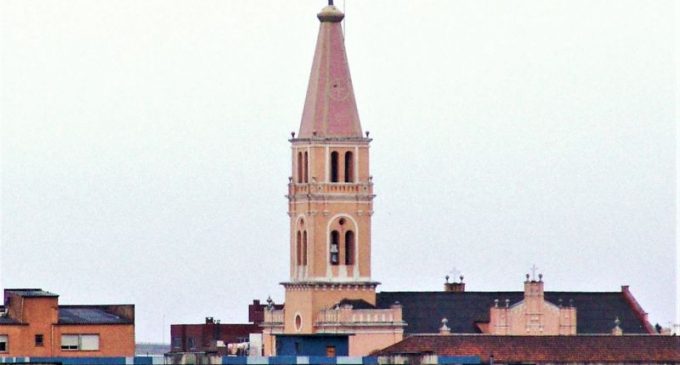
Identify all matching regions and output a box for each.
[1,1,677,342]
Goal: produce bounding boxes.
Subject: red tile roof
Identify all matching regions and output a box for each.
[377,335,680,362]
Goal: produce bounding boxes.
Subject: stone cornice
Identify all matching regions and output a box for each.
[281,281,380,291]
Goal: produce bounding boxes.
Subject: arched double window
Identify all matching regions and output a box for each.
[297,151,309,183]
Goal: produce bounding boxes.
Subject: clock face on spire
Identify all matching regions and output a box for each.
[328,77,350,101]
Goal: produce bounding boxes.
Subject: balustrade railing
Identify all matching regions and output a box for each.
[316,308,397,324]
[289,183,372,195]
[263,309,284,325]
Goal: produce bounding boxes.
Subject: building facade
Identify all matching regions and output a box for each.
[377,276,656,336]
[261,3,405,357]
[0,289,134,357]
[487,275,576,335]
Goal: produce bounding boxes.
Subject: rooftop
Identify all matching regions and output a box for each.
[377,335,680,362]
[5,288,58,297]
[376,289,653,334]
[58,306,133,325]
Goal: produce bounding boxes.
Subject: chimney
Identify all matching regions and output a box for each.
[444,275,466,292]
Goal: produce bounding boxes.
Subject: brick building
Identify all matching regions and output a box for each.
[169,300,282,356]
[0,288,134,357]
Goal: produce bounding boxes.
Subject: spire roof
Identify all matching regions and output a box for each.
[298,5,363,139]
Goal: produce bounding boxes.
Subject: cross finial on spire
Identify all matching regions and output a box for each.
[530,264,538,281]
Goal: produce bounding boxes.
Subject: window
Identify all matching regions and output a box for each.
[61,335,79,350]
[80,335,99,351]
[61,334,99,351]
[330,230,339,265]
[187,337,196,350]
[35,334,44,347]
[302,231,308,265]
[344,151,354,182]
[303,151,309,183]
[330,151,339,182]
[0,335,7,352]
[345,231,354,265]
[296,231,302,266]
[297,152,303,183]
[172,336,182,349]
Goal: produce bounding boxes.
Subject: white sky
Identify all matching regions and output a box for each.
[1,1,677,342]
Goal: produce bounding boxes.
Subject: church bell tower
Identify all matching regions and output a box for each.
[283,3,378,334]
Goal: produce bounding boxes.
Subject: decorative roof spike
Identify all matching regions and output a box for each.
[439,317,451,335]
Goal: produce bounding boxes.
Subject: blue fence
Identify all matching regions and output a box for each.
[0,355,481,365]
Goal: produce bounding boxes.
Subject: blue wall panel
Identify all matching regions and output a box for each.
[276,335,348,357]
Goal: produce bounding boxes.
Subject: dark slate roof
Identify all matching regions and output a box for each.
[335,298,376,310]
[5,289,58,297]
[376,291,650,335]
[0,316,20,325]
[377,335,680,363]
[58,306,132,324]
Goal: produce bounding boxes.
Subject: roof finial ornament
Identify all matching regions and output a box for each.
[439,318,450,335]
[445,275,450,283]
[530,264,538,281]
[266,296,274,311]
[612,317,623,335]
[328,0,334,5]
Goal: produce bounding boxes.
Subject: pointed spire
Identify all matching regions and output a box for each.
[298,4,363,139]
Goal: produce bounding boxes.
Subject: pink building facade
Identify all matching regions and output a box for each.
[488,275,577,335]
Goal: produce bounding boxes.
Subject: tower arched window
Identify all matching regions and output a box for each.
[303,151,309,183]
[330,151,339,183]
[330,230,339,265]
[345,231,354,265]
[344,151,354,182]
[296,231,302,266]
[297,152,303,183]
[302,231,308,265]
